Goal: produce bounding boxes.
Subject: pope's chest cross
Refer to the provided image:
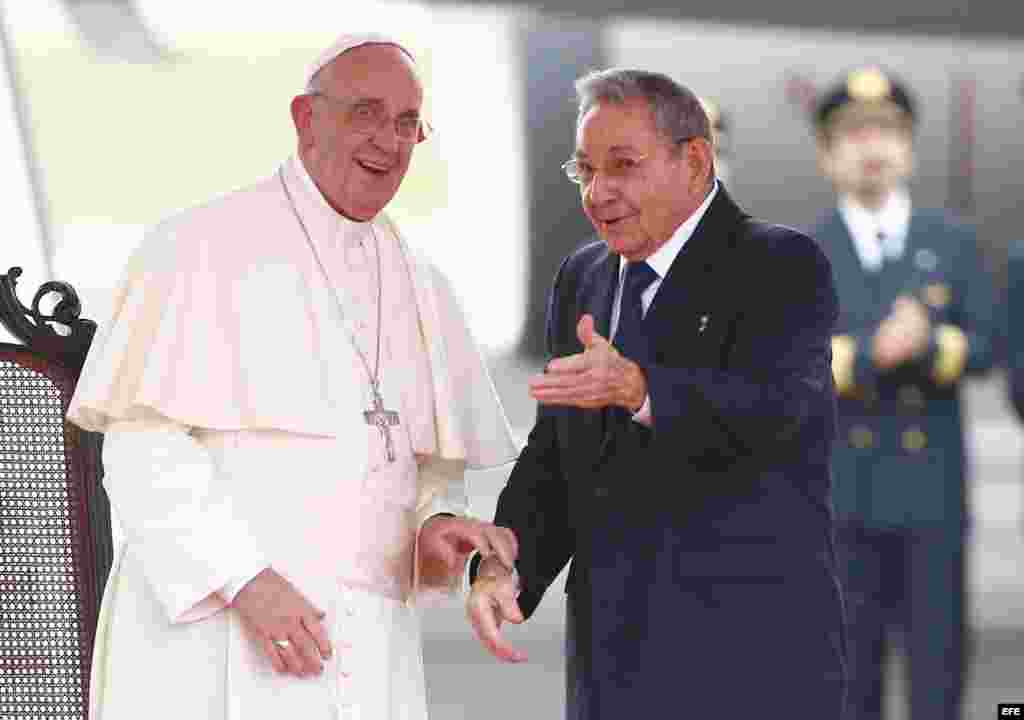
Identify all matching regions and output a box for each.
[364,387,401,462]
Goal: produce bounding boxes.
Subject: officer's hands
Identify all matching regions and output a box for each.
[232,568,332,677]
[873,296,932,369]
[529,314,647,411]
[466,556,528,663]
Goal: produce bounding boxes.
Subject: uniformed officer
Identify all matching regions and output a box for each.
[811,66,996,720]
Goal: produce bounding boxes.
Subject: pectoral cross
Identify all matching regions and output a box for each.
[364,387,401,462]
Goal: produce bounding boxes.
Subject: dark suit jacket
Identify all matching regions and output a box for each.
[813,208,995,530]
[490,187,847,719]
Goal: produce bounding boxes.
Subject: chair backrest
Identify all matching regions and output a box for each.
[0,266,113,720]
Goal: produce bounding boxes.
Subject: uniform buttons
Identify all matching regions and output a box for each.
[902,427,928,453]
[849,426,874,449]
[899,385,925,410]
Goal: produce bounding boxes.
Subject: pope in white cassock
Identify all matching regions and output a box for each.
[66,32,521,720]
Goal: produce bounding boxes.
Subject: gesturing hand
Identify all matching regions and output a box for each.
[418,515,519,587]
[529,314,647,411]
[232,568,332,677]
[466,557,528,663]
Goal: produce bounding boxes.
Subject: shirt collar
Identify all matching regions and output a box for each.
[838,186,912,270]
[624,179,719,280]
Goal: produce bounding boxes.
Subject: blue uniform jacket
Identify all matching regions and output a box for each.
[812,208,995,530]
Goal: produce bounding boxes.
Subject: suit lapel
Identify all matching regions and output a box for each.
[643,186,746,336]
[575,249,620,456]
[584,249,620,341]
[826,210,884,325]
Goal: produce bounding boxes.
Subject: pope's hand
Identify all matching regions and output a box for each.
[232,568,332,677]
[529,314,647,411]
[466,556,528,663]
[417,515,518,587]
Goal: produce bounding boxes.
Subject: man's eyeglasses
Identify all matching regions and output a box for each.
[310,92,431,144]
[561,155,649,186]
[562,137,697,185]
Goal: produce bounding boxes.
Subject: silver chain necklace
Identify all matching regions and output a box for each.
[278,167,401,461]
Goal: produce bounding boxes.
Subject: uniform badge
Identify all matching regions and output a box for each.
[914,248,938,272]
[922,283,952,309]
[847,67,891,102]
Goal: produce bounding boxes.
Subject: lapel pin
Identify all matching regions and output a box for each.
[699,315,710,333]
[914,248,938,272]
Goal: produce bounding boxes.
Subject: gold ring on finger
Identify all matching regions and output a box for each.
[272,639,291,649]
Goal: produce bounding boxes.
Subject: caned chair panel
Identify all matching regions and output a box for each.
[1,267,112,719]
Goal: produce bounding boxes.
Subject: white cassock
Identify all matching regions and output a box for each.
[67,155,520,720]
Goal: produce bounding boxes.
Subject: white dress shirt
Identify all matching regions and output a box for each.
[613,180,720,424]
[838,187,912,272]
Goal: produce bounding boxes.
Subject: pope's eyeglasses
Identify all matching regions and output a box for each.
[310,92,430,144]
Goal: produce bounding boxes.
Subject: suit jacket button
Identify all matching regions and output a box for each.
[594,487,609,498]
[902,427,928,452]
[849,425,874,449]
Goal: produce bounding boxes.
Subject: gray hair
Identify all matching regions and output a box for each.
[575,69,712,150]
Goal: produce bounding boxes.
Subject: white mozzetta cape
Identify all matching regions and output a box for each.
[69,159,518,472]
[66,158,520,719]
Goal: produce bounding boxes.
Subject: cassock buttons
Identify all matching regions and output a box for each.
[902,427,928,453]
[849,426,874,449]
[340,582,356,617]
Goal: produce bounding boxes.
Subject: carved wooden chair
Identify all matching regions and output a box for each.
[0,267,113,719]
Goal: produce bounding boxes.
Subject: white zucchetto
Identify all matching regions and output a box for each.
[305,32,416,89]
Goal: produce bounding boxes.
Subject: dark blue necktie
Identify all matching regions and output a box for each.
[613,261,658,362]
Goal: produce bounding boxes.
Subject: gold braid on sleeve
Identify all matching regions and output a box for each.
[931,324,969,386]
[831,335,857,396]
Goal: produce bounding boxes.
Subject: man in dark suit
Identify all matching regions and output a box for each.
[465,68,847,719]
[811,67,996,720]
